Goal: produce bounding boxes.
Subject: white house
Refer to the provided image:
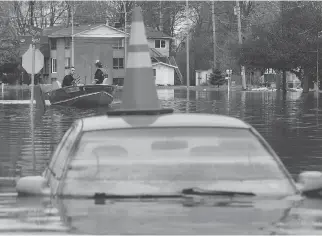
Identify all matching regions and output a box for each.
[195,69,212,85]
[286,71,301,88]
[152,62,177,85]
[131,26,182,86]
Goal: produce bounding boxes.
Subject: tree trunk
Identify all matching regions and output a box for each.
[49,2,55,27]
[66,4,72,27]
[276,72,281,90]
[303,69,309,93]
[282,70,287,92]
[29,1,34,26]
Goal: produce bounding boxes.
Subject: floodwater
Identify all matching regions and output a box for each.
[1,87,322,234]
[1,87,322,179]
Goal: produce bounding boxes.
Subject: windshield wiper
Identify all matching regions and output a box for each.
[90,188,256,200]
[93,193,182,199]
[181,188,256,197]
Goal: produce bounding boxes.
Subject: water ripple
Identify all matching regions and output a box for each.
[0,89,322,178]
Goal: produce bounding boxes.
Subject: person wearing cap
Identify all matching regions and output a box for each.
[62,67,76,87]
[93,60,106,85]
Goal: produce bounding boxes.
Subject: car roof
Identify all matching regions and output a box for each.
[80,113,251,132]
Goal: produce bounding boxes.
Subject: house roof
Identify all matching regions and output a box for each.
[152,61,178,69]
[45,24,129,38]
[73,24,129,38]
[145,27,172,39]
[44,23,172,39]
[48,24,105,37]
[125,25,172,39]
[196,69,212,72]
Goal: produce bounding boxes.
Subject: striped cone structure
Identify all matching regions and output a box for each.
[121,7,160,110]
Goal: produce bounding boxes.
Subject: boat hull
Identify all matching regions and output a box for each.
[287,88,303,92]
[45,85,115,108]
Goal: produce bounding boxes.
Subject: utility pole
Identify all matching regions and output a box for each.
[316,3,320,96]
[71,2,74,67]
[317,30,322,97]
[124,1,127,69]
[236,1,246,90]
[212,1,216,70]
[159,0,163,32]
[186,0,190,89]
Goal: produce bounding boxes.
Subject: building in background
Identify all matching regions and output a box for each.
[195,69,212,85]
[19,23,182,86]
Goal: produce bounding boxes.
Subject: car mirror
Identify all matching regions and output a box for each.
[297,171,322,198]
[16,176,51,196]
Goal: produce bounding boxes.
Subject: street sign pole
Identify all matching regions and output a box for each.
[31,40,36,175]
[31,43,35,106]
[21,32,43,176]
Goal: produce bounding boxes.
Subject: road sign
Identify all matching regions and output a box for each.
[22,44,44,74]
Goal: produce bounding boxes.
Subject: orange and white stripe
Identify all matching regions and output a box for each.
[121,7,160,110]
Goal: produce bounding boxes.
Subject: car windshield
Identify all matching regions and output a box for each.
[62,127,296,196]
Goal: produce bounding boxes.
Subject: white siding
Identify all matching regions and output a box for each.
[50,38,65,81]
[147,39,170,57]
[153,64,175,85]
[195,69,212,85]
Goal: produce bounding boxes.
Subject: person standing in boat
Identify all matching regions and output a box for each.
[93,60,107,84]
[62,67,76,87]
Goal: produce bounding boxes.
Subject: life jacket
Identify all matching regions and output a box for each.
[97,68,109,78]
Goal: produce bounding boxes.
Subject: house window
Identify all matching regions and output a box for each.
[153,69,156,79]
[65,38,71,49]
[155,39,166,48]
[65,58,71,69]
[113,78,124,86]
[51,39,57,50]
[112,39,124,49]
[51,58,57,73]
[113,58,124,69]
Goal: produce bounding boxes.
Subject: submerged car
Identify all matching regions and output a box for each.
[8,110,322,234]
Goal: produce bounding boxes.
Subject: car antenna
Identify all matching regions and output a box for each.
[107,7,173,116]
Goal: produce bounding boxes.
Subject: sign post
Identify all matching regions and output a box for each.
[226,69,232,92]
[21,36,43,175]
[31,43,35,174]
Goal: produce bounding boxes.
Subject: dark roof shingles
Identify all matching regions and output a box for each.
[48,24,103,37]
[145,27,172,38]
[44,24,171,39]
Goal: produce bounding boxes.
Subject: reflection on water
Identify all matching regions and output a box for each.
[0,88,322,178]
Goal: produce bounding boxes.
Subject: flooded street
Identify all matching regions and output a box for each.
[1,87,322,234]
[2,0,322,233]
[1,88,322,179]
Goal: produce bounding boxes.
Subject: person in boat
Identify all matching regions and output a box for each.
[93,60,107,85]
[62,67,76,87]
